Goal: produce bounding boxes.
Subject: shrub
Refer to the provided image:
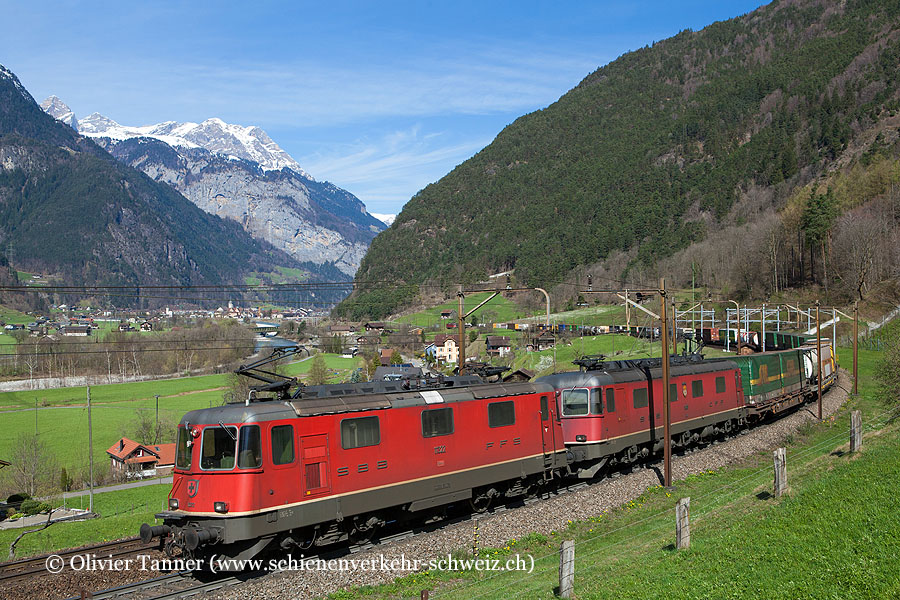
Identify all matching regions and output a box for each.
[20,499,41,515]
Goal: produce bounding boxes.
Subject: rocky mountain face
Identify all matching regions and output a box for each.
[0,64,299,296]
[41,99,385,277]
[39,95,77,130]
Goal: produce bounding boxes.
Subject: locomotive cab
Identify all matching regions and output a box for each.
[142,402,298,562]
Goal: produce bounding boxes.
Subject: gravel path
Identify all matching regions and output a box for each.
[211,374,850,600]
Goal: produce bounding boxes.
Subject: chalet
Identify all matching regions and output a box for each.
[440,310,454,320]
[140,321,153,331]
[526,335,556,352]
[364,322,386,333]
[118,323,135,332]
[59,325,92,337]
[380,348,398,366]
[431,334,459,364]
[357,335,379,346]
[106,437,176,479]
[502,368,534,383]
[329,324,354,336]
[485,335,512,358]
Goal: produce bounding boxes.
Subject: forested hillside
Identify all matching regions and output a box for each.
[340,0,900,319]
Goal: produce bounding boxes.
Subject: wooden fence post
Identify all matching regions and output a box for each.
[774,447,787,498]
[676,497,690,549]
[558,540,575,598]
[850,410,862,452]
[420,590,429,600]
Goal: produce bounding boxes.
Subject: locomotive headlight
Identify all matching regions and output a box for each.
[214,502,229,514]
[576,435,587,442]
[168,498,179,510]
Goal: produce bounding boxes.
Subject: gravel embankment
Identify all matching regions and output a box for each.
[212,374,850,600]
[0,548,170,600]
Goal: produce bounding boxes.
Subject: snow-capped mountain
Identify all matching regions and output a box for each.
[39,95,78,130]
[75,112,308,175]
[371,213,396,226]
[41,97,385,276]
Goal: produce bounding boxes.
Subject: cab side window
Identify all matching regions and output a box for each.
[605,388,616,413]
[271,425,294,465]
[238,425,262,468]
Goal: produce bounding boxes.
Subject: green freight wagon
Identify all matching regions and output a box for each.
[732,348,806,414]
[763,331,809,351]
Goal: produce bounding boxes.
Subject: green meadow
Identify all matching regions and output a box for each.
[0,353,361,483]
[0,484,170,558]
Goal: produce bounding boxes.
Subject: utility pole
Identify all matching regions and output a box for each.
[155,395,160,444]
[87,386,94,513]
[660,278,671,488]
[816,302,822,421]
[625,289,631,330]
[457,291,465,376]
[671,301,677,355]
[853,301,858,396]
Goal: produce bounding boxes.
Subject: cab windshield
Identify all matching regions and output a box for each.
[200,426,237,470]
[561,389,589,416]
[175,427,191,470]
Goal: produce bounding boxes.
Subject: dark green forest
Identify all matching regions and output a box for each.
[339,0,900,320]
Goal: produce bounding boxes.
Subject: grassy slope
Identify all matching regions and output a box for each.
[331,345,900,599]
[0,353,360,481]
[396,293,538,329]
[0,484,170,558]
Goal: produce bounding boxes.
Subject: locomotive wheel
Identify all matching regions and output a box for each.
[348,516,380,545]
[470,493,493,514]
[469,490,496,514]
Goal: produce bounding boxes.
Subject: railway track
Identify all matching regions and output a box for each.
[0,537,154,585]
[63,571,252,600]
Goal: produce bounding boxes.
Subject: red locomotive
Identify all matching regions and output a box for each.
[142,348,567,561]
[141,345,834,562]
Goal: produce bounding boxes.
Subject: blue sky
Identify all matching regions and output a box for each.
[1,1,766,217]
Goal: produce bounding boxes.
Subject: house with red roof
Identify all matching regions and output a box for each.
[106,437,176,479]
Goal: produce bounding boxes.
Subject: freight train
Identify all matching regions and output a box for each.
[140,341,836,563]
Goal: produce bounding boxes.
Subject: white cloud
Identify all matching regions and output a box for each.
[298,126,492,214]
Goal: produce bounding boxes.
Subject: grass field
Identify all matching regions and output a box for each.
[0,484,170,558]
[0,352,360,483]
[328,345,900,599]
[397,293,540,329]
[280,354,361,381]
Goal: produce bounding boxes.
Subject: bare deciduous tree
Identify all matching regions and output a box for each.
[8,433,58,497]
